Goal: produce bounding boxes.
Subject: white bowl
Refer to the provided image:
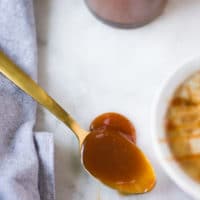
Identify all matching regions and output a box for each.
[151,57,200,199]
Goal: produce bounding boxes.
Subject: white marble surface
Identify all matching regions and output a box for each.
[34,0,200,199]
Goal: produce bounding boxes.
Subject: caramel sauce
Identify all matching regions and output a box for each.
[82,113,156,194]
[90,112,136,143]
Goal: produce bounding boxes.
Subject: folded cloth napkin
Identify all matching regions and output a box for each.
[0,0,55,200]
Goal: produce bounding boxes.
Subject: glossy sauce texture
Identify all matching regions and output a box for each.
[90,112,136,143]
[82,113,156,194]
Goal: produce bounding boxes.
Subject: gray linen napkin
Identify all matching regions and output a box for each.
[0,0,55,199]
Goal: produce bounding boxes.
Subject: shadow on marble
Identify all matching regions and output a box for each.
[34,0,51,89]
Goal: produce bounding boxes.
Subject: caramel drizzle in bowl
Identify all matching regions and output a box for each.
[165,72,200,183]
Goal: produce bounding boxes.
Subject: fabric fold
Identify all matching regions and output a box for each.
[0,0,55,199]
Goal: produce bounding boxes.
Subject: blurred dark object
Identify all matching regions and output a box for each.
[85,0,167,28]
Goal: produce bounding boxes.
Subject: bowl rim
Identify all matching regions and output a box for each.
[151,57,200,200]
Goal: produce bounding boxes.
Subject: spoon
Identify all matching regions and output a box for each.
[0,51,88,145]
[0,51,156,194]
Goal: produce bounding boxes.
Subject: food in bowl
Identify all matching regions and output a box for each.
[165,71,200,183]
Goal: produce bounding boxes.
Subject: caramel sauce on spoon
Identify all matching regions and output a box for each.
[90,112,136,143]
[0,52,155,195]
[82,113,156,194]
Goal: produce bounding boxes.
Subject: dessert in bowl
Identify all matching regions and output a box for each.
[151,58,200,199]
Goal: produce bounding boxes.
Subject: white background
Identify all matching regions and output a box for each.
[34,0,200,199]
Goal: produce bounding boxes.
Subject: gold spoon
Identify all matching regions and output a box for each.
[0,51,156,194]
[0,51,88,145]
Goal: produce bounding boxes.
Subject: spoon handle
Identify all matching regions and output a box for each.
[0,51,88,144]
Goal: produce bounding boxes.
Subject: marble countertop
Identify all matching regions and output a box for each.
[34,0,200,199]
